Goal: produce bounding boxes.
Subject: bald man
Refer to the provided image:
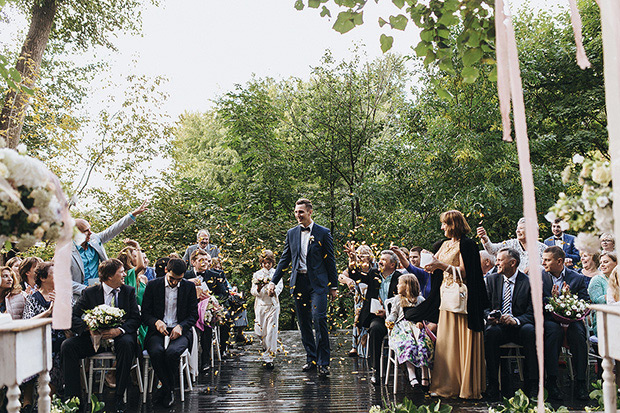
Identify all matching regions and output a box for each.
[71,201,149,299]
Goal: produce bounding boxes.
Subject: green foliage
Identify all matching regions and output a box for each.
[489,389,568,413]
[371,398,452,413]
[297,0,496,82]
[585,379,620,411]
[51,394,104,413]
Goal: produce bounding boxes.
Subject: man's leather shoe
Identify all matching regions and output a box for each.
[162,390,175,408]
[264,362,274,370]
[575,383,590,401]
[318,366,329,377]
[302,362,316,372]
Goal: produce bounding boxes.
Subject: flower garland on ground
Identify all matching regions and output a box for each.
[547,152,613,253]
[0,147,65,250]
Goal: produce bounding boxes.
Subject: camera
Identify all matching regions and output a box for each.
[488,309,501,320]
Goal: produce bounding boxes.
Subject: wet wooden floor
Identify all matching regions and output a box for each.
[104,329,592,412]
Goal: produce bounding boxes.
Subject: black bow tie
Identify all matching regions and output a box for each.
[554,237,562,240]
[300,226,311,232]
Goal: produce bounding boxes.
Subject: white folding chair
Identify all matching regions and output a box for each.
[498,342,525,391]
[82,352,143,402]
[142,348,193,402]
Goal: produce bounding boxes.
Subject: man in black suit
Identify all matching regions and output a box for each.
[366,250,402,385]
[268,198,338,377]
[61,259,140,413]
[484,248,536,400]
[542,245,589,401]
[185,249,232,366]
[142,258,198,407]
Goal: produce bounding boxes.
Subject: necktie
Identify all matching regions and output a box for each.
[111,288,120,307]
[501,280,512,315]
[300,226,311,232]
[554,237,562,241]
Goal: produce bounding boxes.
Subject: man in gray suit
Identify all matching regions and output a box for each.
[181,229,220,263]
[71,200,149,299]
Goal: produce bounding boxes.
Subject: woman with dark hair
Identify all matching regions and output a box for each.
[424,210,488,399]
[1,266,24,319]
[22,263,70,407]
[18,257,43,295]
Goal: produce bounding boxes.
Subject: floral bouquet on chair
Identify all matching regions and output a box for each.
[82,304,126,351]
[203,296,226,329]
[545,286,590,327]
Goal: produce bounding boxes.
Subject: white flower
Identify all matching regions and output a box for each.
[544,211,557,223]
[545,304,553,311]
[594,206,614,234]
[573,154,585,164]
[592,164,612,185]
[576,313,582,318]
[575,232,600,254]
[16,143,27,154]
[596,196,610,208]
[0,163,9,179]
[566,310,572,316]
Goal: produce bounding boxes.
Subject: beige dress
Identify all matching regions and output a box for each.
[430,239,485,399]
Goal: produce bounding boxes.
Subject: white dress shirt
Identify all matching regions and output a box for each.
[163,277,179,328]
[102,282,118,307]
[298,221,314,272]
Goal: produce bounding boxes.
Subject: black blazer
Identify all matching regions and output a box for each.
[485,271,534,326]
[350,267,402,328]
[141,277,198,341]
[542,267,589,305]
[71,283,141,337]
[184,268,229,298]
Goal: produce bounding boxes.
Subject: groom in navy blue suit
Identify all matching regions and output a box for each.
[269,198,338,377]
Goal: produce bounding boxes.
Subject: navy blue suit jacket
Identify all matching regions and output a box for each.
[271,223,338,295]
[544,233,580,264]
[542,267,589,308]
[485,271,534,326]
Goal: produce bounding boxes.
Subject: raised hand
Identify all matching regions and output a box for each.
[132,200,150,217]
[476,226,489,242]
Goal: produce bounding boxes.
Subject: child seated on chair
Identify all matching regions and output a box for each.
[251,250,283,369]
[385,274,434,390]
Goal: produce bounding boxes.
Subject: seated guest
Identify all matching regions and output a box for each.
[71,201,148,299]
[1,266,24,319]
[409,246,422,268]
[182,229,220,263]
[600,233,616,253]
[477,218,546,274]
[542,246,589,401]
[588,252,614,332]
[61,259,140,413]
[484,248,536,399]
[386,274,432,390]
[142,259,198,407]
[580,251,602,285]
[544,218,580,267]
[154,257,170,278]
[480,250,496,278]
[19,257,43,296]
[6,257,22,278]
[340,243,376,357]
[22,263,68,403]
[606,267,620,305]
[348,249,402,385]
[391,246,433,299]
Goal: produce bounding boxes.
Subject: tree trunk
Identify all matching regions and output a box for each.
[0,0,57,149]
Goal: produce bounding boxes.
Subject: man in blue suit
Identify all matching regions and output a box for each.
[269,198,338,377]
[543,218,580,267]
[542,246,589,401]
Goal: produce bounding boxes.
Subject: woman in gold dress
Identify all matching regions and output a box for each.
[424,210,488,399]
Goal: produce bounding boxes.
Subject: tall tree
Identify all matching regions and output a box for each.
[0,0,150,148]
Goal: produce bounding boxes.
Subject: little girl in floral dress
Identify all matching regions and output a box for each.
[251,250,283,369]
[386,274,434,389]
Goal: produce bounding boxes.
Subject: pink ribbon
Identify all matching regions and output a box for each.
[495,0,544,410]
[568,0,592,69]
[50,173,73,330]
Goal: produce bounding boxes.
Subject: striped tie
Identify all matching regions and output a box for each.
[501,279,512,315]
[111,288,119,307]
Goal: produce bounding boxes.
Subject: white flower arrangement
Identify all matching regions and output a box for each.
[82,304,126,331]
[0,148,66,250]
[546,286,590,323]
[547,152,613,253]
[254,271,272,286]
